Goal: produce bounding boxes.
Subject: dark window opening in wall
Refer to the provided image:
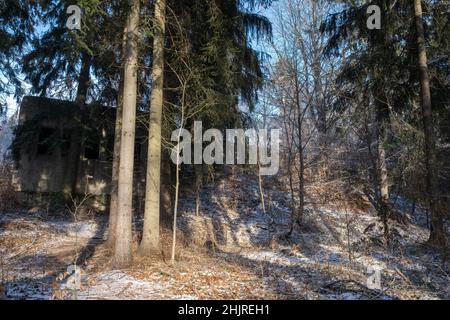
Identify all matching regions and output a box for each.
[61,129,72,157]
[134,136,146,164]
[85,138,100,160]
[37,127,56,155]
[106,134,115,161]
[134,141,142,164]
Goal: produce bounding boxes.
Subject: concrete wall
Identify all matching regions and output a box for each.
[13,96,147,198]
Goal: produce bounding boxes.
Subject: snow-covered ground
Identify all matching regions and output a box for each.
[0,172,449,300]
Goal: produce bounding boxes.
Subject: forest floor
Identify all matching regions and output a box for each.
[0,171,449,300]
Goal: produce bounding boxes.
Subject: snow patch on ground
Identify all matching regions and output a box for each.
[1,173,449,300]
[47,220,99,239]
[77,271,196,300]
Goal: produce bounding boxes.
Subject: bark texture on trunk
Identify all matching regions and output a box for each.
[113,0,140,268]
[376,104,390,244]
[107,25,128,248]
[413,0,447,246]
[372,1,391,245]
[295,72,305,224]
[139,0,167,256]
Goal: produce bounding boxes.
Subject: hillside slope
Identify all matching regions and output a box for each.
[0,172,449,299]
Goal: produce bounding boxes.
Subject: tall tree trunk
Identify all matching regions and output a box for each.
[282,103,296,234]
[311,0,327,160]
[297,116,305,225]
[75,52,91,105]
[376,102,390,244]
[107,25,128,248]
[414,0,447,246]
[113,0,140,268]
[139,0,166,256]
[170,98,185,264]
[62,51,91,200]
[295,71,305,224]
[372,1,391,245]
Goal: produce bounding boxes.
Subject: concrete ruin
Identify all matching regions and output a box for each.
[12,96,148,205]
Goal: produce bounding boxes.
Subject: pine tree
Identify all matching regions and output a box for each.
[138,0,273,256]
[113,0,141,268]
[0,0,38,113]
[322,0,412,243]
[413,0,447,246]
[139,0,167,256]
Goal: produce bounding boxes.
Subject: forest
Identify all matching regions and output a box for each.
[0,0,449,301]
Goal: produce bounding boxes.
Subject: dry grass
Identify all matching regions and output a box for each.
[81,227,276,299]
